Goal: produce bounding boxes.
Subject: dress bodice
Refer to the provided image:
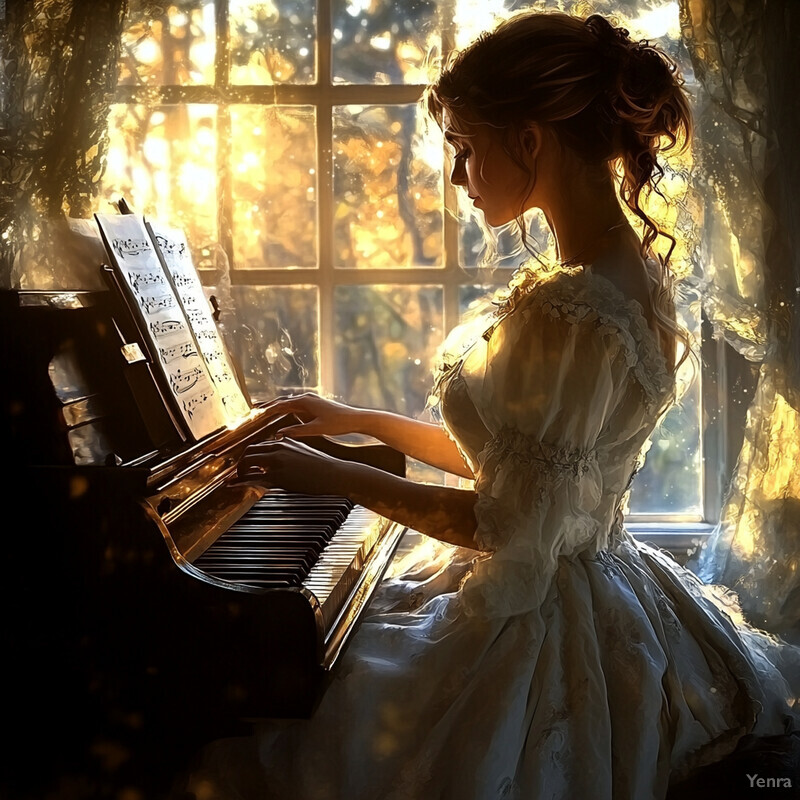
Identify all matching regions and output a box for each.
[431,266,675,617]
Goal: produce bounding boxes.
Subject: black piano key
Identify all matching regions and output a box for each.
[224,528,339,544]
[248,500,351,512]
[203,551,321,564]
[224,522,335,534]
[202,530,332,558]
[257,492,352,508]
[226,520,339,534]
[199,554,318,565]
[206,542,326,557]
[195,542,315,564]
[238,512,349,527]
[203,565,306,583]
[254,503,352,518]
[196,543,320,557]
[223,522,334,534]
[221,537,335,553]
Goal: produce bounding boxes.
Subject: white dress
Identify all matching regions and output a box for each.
[180,267,799,800]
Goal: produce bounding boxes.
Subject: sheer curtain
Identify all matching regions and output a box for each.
[681,0,800,640]
[0,0,127,290]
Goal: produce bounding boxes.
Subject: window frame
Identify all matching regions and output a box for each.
[114,0,729,552]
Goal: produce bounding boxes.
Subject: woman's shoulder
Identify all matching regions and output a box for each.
[498,263,646,331]
[497,263,675,407]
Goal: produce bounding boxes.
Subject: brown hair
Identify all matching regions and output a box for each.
[425,11,694,374]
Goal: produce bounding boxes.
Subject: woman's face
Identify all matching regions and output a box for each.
[442,108,537,227]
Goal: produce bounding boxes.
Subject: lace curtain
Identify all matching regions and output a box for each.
[680,0,800,639]
[0,0,127,289]
[1,0,797,636]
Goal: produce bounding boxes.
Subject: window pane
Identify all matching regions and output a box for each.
[228,285,319,402]
[629,306,703,515]
[331,0,440,85]
[453,0,684,50]
[119,0,215,86]
[229,0,316,85]
[334,285,443,416]
[103,103,218,251]
[333,105,443,268]
[230,105,317,269]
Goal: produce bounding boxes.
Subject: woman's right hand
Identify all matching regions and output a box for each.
[262,392,366,439]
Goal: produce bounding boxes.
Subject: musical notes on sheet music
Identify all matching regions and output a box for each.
[95,212,229,440]
[147,222,251,427]
[150,319,186,337]
[170,366,203,394]
[186,307,208,326]
[182,392,211,419]
[153,234,187,259]
[128,270,166,293]
[171,273,194,289]
[139,292,177,314]
[159,341,198,365]
[111,237,151,259]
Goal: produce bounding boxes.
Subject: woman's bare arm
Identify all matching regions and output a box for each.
[342,460,482,549]
[353,409,474,479]
[265,394,474,479]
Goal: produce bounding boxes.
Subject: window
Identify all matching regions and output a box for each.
[102,0,715,533]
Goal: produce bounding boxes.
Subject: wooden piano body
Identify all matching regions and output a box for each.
[0,287,407,791]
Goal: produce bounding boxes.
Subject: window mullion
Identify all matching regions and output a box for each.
[115,84,424,105]
[214,0,230,89]
[440,8,461,336]
[213,1,234,274]
[317,0,335,395]
[225,267,508,286]
[701,321,722,524]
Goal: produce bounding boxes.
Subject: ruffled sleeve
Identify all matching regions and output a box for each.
[457,270,672,618]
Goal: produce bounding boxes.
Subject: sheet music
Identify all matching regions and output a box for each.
[95,213,228,440]
[146,221,251,427]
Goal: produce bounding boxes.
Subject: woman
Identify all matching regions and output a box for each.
[182,11,799,799]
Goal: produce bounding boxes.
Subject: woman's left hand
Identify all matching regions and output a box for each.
[236,437,350,496]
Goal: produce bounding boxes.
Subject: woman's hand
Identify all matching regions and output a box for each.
[237,437,351,496]
[262,392,363,439]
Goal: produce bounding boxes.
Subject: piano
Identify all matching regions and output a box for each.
[0,284,408,778]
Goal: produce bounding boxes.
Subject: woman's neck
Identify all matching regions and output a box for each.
[541,168,630,266]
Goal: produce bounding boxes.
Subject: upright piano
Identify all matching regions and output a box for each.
[0,284,407,783]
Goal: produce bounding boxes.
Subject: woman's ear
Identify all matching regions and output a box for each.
[520,122,543,160]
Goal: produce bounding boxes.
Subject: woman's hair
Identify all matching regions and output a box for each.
[425,11,694,375]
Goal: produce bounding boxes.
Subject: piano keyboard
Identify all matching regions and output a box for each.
[193,490,386,616]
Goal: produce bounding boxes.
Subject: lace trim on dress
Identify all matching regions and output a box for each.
[481,428,598,476]
[495,266,675,412]
[472,430,601,553]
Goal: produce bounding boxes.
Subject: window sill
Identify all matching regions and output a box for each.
[628,521,715,565]
[398,523,715,567]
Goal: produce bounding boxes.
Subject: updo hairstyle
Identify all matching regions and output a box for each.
[425,11,693,262]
